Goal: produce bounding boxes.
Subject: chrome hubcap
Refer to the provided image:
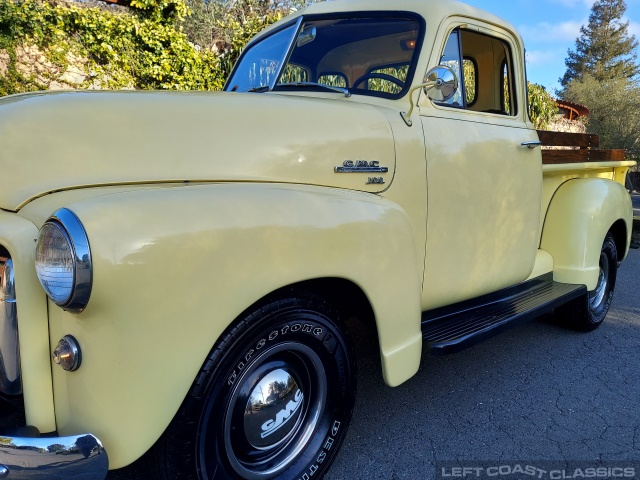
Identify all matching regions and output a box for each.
[220,343,327,479]
[244,369,304,450]
[589,251,609,309]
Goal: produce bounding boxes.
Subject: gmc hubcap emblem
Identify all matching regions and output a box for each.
[244,369,304,449]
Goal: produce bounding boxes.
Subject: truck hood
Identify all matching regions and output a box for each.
[0,91,396,211]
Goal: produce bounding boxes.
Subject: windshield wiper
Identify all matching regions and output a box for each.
[275,82,351,98]
[247,85,271,93]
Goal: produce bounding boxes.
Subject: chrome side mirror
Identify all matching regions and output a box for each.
[400,65,460,127]
[423,65,459,102]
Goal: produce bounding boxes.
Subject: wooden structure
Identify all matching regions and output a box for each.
[556,100,589,121]
[536,130,626,165]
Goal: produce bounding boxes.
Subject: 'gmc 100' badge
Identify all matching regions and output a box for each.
[334,160,389,174]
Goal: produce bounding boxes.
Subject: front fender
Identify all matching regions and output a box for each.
[47,183,422,469]
[0,211,54,433]
[540,178,632,290]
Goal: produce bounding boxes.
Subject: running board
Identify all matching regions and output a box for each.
[421,274,586,356]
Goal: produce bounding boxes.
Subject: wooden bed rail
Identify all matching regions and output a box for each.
[536,130,626,164]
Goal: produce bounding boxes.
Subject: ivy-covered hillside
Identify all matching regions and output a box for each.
[0,0,284,95]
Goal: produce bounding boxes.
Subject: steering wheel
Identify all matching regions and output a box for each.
[352,72,405,90]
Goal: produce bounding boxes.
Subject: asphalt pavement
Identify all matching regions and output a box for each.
[632,193,640,217]
[326,248,640,480]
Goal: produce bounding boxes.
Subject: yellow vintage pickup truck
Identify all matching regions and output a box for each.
[0,0,636,479]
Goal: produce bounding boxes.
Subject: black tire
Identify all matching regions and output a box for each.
[143,292,356,480]
[556,232,618,331]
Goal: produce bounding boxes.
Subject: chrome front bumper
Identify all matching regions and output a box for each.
[0,257,20,395]
[0,431,108,479]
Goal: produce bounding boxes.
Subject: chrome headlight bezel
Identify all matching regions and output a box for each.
[35,208,92,313]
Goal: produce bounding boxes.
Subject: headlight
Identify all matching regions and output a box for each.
[35,209,92,313]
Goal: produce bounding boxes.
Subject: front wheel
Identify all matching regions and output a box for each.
[147,293,356,480]
[556,232,618,331]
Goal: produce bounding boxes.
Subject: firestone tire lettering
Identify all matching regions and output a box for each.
[136,292,356,480]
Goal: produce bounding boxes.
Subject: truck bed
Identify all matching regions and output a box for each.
[537,130,627,164]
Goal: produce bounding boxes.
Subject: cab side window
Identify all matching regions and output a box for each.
[436,28,517,116]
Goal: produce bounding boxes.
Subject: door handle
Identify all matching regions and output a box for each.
[521,141,542,149]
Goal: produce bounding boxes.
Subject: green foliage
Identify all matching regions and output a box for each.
[528,82,557,130]
[564,74,640,162]
[129,0,189,22]
[0,0,224,95]
[181,0,218,51]
[365,65,408,94]
[317,74,346,88]
[183,0,296,80]
[280,63,307,83]
[463,59,476,104]
[182,0,311,48]
[214,1,285,80]
[561,0,639,87]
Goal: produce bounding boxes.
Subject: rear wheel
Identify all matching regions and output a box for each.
[144,293,356,480]
[557,232,618,331]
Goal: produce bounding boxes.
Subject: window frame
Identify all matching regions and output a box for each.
[225,11,426,100]
[223,18,303,92]
[432,25,521,118]
[435,28,468,110]
[499,45,519,116]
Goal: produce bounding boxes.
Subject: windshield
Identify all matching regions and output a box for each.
[226,15,423,99]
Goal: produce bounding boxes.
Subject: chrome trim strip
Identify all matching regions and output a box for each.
[334,166,390,173]
[49,208,93,313]
[0,258,21,395]
[0,432,108,479]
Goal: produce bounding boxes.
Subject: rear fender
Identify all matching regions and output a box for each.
[540,178,632,290]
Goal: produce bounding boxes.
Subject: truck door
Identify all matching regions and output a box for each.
[420,21,542,311]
